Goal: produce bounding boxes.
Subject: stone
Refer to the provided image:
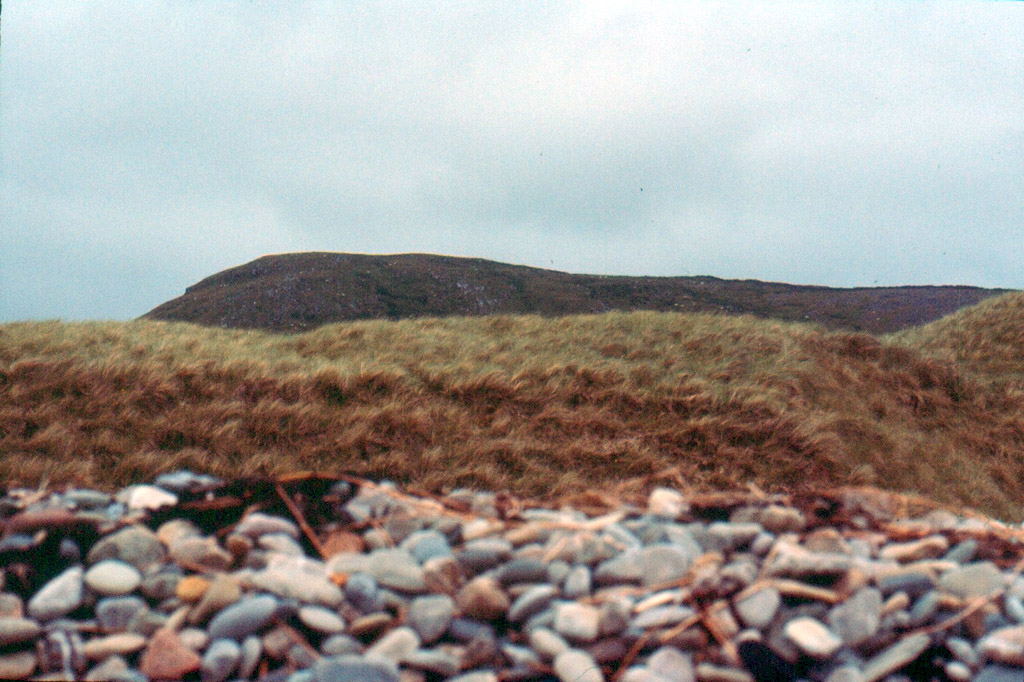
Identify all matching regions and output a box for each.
[363,626,420,663]
[299,605,346,634]
[126,484,178,510]
[648,487,687,519]
[407,594,454,643]
[188,573,242,624]
[940,562,1005,600]
[82,632,147,659]
[640,544,699,587]
[553,648,605,682]
[201,638,241,682]
[0,617,41,646]
[87,525,166,571]
[507,584,558,624]
[258,532,306,555]
[367,548,428,593]
[169,536,233,571]
[529,627,571,660]
[311,654,400,682]
[734,586,781,629]
[84,559,142,596]
[554,601,602,643]
[234,512,300,539]
[27,565,84,621]
[0,651,36,680]
[783,617,842,658]
[827,587,882,647]
[176,575,210,601]
[95,596,148,632]
[632,605,697,630]
[249,553,344,606]
[139,627,202,680]
[456,576,510,620]
[401,529,452,563]
[861,632,931,682]
[238,635,263,679]
[564,564,592,598]
[206,594,280,641]
[978,624,1024,665]
[402,648,461,676]
[975,665,1024,682]
[879,535,949,562]
[647,645,695,682]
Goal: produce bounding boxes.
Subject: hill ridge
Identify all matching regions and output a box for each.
[143,252,1010,334]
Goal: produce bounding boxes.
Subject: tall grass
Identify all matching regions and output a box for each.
[2,297,1023,520]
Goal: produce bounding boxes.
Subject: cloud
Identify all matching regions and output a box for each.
[2,1,1022,320]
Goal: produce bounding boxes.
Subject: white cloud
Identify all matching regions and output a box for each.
[2,1,1022,320]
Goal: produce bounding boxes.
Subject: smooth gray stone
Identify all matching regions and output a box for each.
[945,636,979,668]
[632,605,697,630]
[86,525,166,570]
[909,590,941,626]
[877,572,935,598]
[975,665,1024,682]
[238,636,263,680]
[706,522,763,552]
[400,530,451,563]
[343,573,383,613]
[95,596,148,632]
[507,585,558,624]
[939,562,1005,599]
[1006,594,1024,624]
[401,648,461,676]
[553,649,603,682]
[595,550,644,586]
[827,587,882,647]
[27,566,84,621]
[407,594,454,644]
[234,512,299,539]
[647,645,695,682]
[311,655,400,682]
[496,557,549,585]
[201,638,241,682]
[563,565,592,598]
[943,539,978,564]
[735,586,781,630]
[320,634,362,657]
[640,544,698,586]
[363,625,419,663]
[206,594,280,641]
[861,633,931,682]
[367,548,427,593]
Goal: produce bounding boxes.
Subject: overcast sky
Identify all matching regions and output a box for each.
[2,2,1022,322]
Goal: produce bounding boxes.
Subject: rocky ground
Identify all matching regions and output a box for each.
[1,472,1023,681]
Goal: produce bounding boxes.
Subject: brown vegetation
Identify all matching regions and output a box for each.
[142,252,1008,334]
[3,295,1024,520]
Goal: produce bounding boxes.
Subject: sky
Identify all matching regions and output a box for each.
[2,2,1022,322]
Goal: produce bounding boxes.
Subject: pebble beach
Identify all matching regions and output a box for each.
[2,471,1024,682]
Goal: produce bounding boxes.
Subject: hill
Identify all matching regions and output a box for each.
[5,293,1024,520]
[141,252,1009,333]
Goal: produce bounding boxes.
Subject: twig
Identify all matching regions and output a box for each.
[275,482,327,559]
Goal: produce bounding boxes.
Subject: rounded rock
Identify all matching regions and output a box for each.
[84,560,142,596]
[206,594,280,641]
[553,649,605,682]
[27,566,84,621]
[200,638,241,682]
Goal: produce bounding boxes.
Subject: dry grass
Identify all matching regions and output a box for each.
[2,296,1024,520]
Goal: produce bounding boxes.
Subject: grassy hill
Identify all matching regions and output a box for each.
[142,252,1008,334]
[4,293,1024,520]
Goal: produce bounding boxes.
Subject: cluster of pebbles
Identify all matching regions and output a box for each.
[1,471,1024,682]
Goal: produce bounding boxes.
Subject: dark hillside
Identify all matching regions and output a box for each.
[142,253,1008,333]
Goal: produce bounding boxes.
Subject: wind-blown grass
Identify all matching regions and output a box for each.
[2,295,1023,519]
